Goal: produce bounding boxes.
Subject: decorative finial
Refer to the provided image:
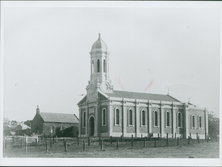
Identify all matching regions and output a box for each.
[37,105,39,108]
[98,33,101,39]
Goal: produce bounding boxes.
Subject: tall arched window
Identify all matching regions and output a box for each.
[192,115,195,128]
[178,112,182,127]
[92,60,94,73]
[141,110,145,126]
[199,116,202,128]
[154,111,158,126]
[103,59,106,73]
[102,109,106,126]
[97,59,100,72]
[166,112,170,126]
[115,109,120,125]
[129,109,133,125]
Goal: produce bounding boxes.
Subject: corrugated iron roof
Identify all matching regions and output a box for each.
[105,90,180,102]
[39,112,79,123]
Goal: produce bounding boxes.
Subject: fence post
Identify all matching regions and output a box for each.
[121,135,123,142]
[20,138,23,148]
[99,136,101,146]
[166,133,168,146]
[4,137,7,150]
[154,139,157,148]
[207,135,209,143]
[35,138,38,148]
[12,136,15,145]
[88,137,90,146]
[64,141,67,152]
[158,133,159,139]
[177,137,179,145]
[50,136,52,148]
[45,140,48,153]
[175,133,176,140]
[116,139,119,150]
[83,140,86,151]
[143,137,146,147]
[131,135,134,148]
[197,136,200,144]
[101,140,103,151]
[190,133,191,139]
[188,136,190,144]
[141,134,143,139]
[53,136,55,144]
[110,136,112,145]
[77,137,79,146]
[25,136,27,154]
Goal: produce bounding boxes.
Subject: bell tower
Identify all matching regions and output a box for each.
[86,34,113,100]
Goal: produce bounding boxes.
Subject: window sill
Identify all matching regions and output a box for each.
[115,124,121,127]
[128,125,134,127]
[141,125,147,128]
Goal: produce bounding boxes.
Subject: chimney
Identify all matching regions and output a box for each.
[36,105,40,115]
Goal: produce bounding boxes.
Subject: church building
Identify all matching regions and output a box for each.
[77,34,208,139]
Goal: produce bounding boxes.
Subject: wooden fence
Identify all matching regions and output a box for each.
[3,133,218,155]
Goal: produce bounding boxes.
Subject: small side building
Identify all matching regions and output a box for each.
[31,106,79,137]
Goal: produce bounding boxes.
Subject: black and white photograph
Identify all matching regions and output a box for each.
[0,1,221,166]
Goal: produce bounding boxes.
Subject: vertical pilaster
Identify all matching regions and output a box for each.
[109,103,113,137]
[172,105,176,137]
[160,103,165,138]
[204,108,208,137]
[135,100,140,137]
[94,103,98,137]
[86,104,88,137]
[148,103,152,134]
[184,104,189,139]
[122,99,127,137]
[79,108,81,137]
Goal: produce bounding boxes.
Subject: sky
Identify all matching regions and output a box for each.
[1,2,221,123]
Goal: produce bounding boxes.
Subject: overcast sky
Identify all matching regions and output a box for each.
[2,2,221,122]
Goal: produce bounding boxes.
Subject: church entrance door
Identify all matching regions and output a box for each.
[89,117,94,136]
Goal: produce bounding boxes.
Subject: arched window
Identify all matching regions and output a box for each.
[97,59,100,72]
[192,115,195,128]
[92,60,94,73]
[102,109,106,126]
[166,112,170,126]
[154,111,158,126]
[141,110,145,126]
[83,112,86,128]
[178,112,182,127]
[103,59,106,73]
[129,109,133,125]
[199,116,202,128]
[115,109,120,125]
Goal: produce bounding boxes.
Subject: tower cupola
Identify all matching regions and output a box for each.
[91,33,108,54]
[86,34,113,99]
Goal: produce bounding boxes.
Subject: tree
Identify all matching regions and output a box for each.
[208,112,219,137]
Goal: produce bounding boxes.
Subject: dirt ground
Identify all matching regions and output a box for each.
[3,138,219,158]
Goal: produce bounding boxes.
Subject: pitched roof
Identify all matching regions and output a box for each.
[18,124,30,130]
[105,90,180,102]
[39,112,79,124]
